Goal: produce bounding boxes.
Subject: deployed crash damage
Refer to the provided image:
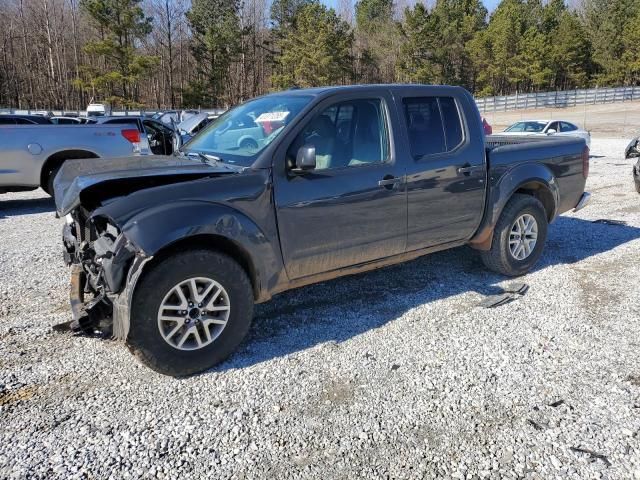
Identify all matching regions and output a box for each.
[54,155,243,337]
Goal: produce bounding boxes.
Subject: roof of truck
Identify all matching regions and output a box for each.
[268,84,467,96]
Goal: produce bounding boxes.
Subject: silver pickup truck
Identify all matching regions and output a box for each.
[0,124,150,195]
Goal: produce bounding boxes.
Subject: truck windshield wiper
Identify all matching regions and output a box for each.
[186,151,223,166]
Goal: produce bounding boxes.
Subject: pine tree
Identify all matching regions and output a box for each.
[186,0,242,107]
[397,0,486,89]
[75,0,158,106]
[354,0,399,83]
[397,4,441,84]
[271,1,353,88]
[584,0,638,84]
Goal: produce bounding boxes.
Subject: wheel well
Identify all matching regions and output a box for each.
[144,234,260,301]
[40,150,99,189]
[514,182,555,221]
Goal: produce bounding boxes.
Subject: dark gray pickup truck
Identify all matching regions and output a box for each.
[54,85,590,376]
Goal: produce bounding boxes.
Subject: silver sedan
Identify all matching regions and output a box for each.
[501,120,591,148]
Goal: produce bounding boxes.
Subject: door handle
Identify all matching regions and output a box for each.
[457,164,483,176]
[378,175,402,189]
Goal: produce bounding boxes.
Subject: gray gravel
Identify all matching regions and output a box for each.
[1,138,639,479]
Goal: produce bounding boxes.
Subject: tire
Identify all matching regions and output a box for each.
[127,249,254,376]
[44,163,62,196]
[239,138,258,151]
[480,194,548,277]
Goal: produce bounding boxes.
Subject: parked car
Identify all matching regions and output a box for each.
[96,116,175,155]
[152,110,201,125]
[0,114,53,125]
[50,116,83,125]
[0,123,150,195]
[195,112,266,152]
[625,136,640,193]
[502,119,591,148]
[55,84,590,376]
[482,117,492,135]
[86,103,111,118]
[175,112,216,143]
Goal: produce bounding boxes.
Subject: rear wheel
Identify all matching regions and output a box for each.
[128,250,254,376]
[239,138,258,151]
[480,194,548,276]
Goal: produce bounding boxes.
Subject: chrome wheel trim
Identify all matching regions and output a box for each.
[157,277,231,351]
[509,214,538,261]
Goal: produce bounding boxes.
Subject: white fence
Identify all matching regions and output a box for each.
[475,86,640,113]
[4,86,640,116]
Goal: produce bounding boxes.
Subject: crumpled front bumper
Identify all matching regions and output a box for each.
[60,215,151,340]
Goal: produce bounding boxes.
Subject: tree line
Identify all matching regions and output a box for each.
[1,0,640,110]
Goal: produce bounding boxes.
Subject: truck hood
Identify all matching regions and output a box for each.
[54,155,241,215]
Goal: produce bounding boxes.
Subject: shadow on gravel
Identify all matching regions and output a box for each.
[0,196,55,219]
[219,216,640,371]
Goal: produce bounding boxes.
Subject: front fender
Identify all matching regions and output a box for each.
[120,200,280,299]
[469,163,559,250]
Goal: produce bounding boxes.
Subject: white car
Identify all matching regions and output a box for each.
[502,120,591,148]
[86,103,111,118]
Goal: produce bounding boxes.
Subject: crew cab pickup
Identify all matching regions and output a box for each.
[0,124,150,195]
[54,85,590,376]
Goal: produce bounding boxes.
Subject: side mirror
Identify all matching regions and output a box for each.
[293,145,316,172]
[547,129,557,134]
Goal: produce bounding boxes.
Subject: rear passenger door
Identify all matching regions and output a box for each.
[400,95,486,250]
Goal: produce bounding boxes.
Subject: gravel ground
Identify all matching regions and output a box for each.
[1,138,639,480]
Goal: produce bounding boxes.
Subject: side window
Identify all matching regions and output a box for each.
[547,121,559,132]
[439,97,464,150]
[143,120,161,135]
[14,118,36,125]
[403,97,451,157]
[289,99,388,170]
[560,122,576,132]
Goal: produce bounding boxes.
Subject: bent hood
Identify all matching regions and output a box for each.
[54,155,239,215]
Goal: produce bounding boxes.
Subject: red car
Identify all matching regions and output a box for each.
[482,117,492,135]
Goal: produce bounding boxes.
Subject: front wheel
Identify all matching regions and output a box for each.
[128,250,254,376]
[480,194,549,276]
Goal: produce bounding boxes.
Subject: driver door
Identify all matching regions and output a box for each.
[273,95,407,280]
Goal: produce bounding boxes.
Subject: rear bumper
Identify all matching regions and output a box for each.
[573,192,591,212]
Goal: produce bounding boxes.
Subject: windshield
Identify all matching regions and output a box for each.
[505,121,547,133]
[183,94,313,166]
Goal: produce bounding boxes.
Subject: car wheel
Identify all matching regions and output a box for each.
[45,164,62,196]
[127,249,254,376]
[480,194,548,276]
[634,168,640,193]
[239,138,258,151]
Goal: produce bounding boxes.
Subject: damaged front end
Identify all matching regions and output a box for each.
[59,209,150,339]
